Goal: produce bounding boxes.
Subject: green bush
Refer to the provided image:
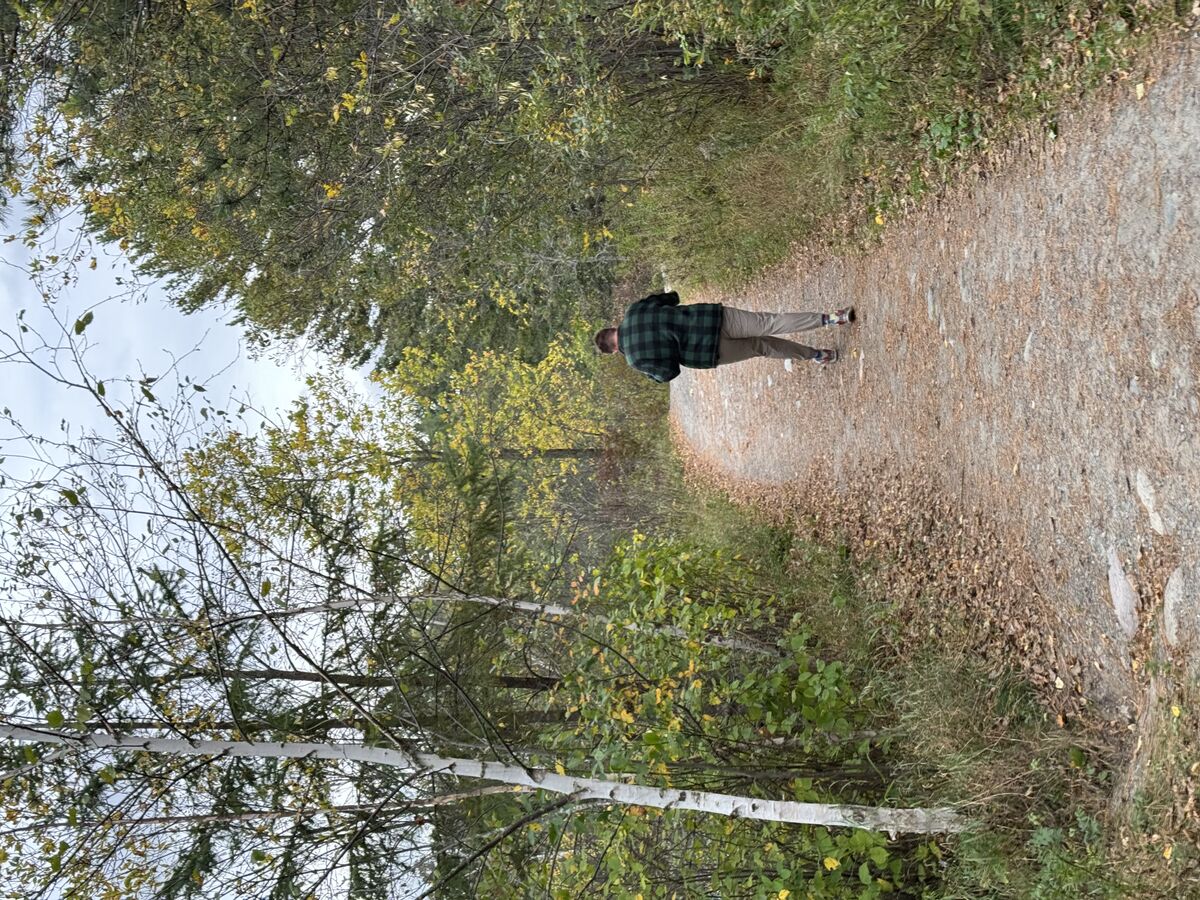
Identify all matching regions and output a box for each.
[616,0,1183,286]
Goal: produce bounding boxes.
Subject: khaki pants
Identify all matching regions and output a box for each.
[717,307,826,365]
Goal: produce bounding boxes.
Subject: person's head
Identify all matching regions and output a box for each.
[593,327,619,354]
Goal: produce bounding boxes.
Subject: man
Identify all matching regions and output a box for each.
[593,290,854,383]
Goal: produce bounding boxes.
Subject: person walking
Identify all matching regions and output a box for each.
[593,290,854,383]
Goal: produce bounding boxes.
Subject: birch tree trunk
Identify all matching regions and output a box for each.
[411,593,785,658]
[5,592,779,656]
[1,726,966,835]
[0,785,521,836]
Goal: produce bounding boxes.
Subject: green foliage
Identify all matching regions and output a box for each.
[1023,811,1123,899]
[617,0,1185,286]
[531,371,1142,897]
[474,532,958,898]
[545,534,859,775]
[7,0,718,362]
[7,0,1180,358]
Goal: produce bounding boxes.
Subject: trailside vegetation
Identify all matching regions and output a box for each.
[3,0,1184,360]
[0,310,1152,897]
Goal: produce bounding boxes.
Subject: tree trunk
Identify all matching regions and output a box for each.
[199,667,557,692]
[5,668,558,693]
[0,784,520,837]
[1,726,966,834]
[388,448,601,465]
[74,708,576,735]
[7,591,780,658]
[417,593,785,659]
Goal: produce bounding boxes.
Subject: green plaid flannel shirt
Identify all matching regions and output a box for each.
[617,292,724,383]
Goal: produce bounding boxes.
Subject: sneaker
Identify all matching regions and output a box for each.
[811,349,839,365]
[826,307,855,326]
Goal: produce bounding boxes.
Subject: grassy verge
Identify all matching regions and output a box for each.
[697,496,1141,896]
[600,421,1137,894]
[1108,663,1200,892]
[589,357,1200,895]
[616,0,1194,288]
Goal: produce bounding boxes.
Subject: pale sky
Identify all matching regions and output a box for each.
[0,202,368,473]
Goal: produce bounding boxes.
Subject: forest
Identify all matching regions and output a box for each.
[1,0,1196,897]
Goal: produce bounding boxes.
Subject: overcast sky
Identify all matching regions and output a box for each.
[0,203,367,474]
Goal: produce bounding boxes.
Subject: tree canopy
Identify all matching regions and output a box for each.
[3,0,746,362]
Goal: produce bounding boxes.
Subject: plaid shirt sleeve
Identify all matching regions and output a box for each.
[638,359,680,383]
[646,291,680,307]
[618,291,705,383]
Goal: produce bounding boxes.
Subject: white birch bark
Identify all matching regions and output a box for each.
[412,593,784,658]
[0,726,965,834]
[6,592,779,656]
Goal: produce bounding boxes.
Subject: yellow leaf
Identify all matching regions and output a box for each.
[874,213,885,226]
[777,891,791,900]
[1163,845,1173,860]
[823,857,840,871]
[554,761,566,775]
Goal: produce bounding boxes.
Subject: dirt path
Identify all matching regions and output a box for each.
[670,37,1200,728]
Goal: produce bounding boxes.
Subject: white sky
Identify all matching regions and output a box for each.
[0,203,367,467]
[0,204,398,897]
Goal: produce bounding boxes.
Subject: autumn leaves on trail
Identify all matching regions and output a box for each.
[671,34,1200,804]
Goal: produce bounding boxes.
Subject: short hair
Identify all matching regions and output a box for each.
[593,327,617,353]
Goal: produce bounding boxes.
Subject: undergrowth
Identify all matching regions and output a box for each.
[617,0,1193,288]
[600,424,1144,894]
[580,351,1200,896]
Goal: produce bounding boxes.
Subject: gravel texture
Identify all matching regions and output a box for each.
[670,36,1200,727]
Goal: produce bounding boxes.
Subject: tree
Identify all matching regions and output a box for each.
[182,333,613,600]
[0,3,20,219]
[3,726,965,834]
[0,320,965,899]
[0,316,534,896]
[4,0,748,362]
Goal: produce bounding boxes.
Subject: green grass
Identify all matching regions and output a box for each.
[1105,668,1200,894]
[592,377,1200,897]
[616,0,1193,288]
[882,653,1128,898]
[626,475,1137,894]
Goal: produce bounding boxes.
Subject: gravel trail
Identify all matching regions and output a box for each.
[670,37,1200,725]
